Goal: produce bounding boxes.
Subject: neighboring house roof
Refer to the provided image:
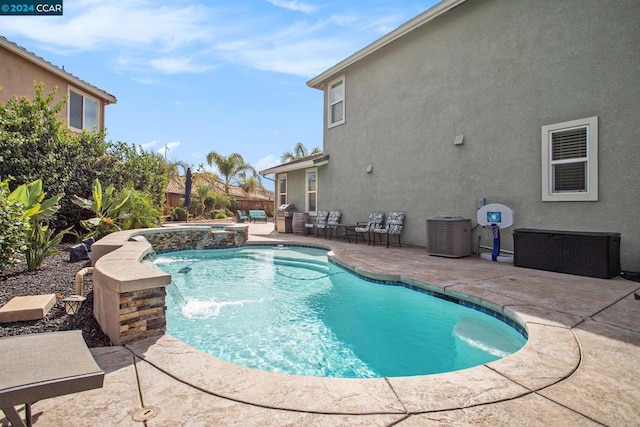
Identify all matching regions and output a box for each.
[165,175,273,201]
[0,36,117,104]
[260,153,329,176]
[165,176,185,195]
[306,0,467,89]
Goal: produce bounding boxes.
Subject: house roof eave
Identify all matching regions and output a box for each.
[0,36,118,104]
[306,0,467,90]
[260,154,329,176]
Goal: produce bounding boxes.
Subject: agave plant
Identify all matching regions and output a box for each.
[71,178,129,240]
[8,179,68,270]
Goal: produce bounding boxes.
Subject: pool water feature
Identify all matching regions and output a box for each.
[154,246,527,378]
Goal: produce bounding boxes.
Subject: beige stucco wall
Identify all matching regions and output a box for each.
[0,45,107,130]
[314,0,640,271]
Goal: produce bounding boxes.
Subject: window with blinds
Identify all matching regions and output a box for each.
[306,168,317,214]
[551,127,587,192]
[542,117,598,201]
[278,174,287,205]
[328,75,345,128]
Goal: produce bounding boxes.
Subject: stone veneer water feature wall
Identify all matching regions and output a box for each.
[90,225,249,345]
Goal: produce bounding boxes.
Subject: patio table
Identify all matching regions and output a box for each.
[0,331,104,427]
[333,225,357,243]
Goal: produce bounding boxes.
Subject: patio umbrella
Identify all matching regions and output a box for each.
[183,168,192,222]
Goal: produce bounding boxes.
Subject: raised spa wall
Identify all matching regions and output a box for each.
[90,225,249,345]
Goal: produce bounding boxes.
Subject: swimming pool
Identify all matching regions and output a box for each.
[154,245,527,378]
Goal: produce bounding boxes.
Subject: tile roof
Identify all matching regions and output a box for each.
[0,36,117,103]
[165,175,273,201]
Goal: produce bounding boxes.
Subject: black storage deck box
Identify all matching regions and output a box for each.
[513,229,621,279]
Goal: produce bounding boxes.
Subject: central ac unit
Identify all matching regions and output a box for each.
[426,216,471,257]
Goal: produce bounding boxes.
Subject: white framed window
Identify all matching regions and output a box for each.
[305,168,317,214]
[278,174,287,205]
[327,75,345,128]
[68,88,99,131]
[541,116,598,201]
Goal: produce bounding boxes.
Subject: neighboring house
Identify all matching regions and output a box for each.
[0,36,116,132]
[164,175,274,216]
[261,0,640,272]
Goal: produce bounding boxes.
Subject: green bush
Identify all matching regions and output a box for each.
[171,206,188,221]
[0,83,167,233]
[7,179,68,270]
[72,179,128,240]
[118,186,162,230]
[213,210,227,219]
[0,179,28,273]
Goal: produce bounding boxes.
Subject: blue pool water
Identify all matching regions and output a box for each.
[154,246,527,378]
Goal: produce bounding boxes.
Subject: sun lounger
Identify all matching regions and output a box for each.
[0,331,104,427]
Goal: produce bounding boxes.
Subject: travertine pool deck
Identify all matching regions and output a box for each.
[9,223,640,426]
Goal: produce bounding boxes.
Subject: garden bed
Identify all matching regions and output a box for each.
[0,244,111,347]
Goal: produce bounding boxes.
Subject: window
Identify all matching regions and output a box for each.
[542,116,598,201]
[306,168,317,214]
[328,75,345,128]
[278,174,287,205]
[69,88,98,131]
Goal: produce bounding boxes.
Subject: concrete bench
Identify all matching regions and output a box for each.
[0,294,56,323]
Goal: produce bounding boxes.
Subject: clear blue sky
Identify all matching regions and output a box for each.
[1,0,437,189]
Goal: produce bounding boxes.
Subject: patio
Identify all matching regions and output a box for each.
[8,222,639,426]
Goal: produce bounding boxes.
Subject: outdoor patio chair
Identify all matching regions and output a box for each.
[354,212,384,245]
[305,210,329,237]
[236,210,248,223]
[317,210,341,239]
[372,212,405,247]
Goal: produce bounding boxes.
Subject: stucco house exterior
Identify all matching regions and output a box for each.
[0,36,116,132]
[261,0,639,272]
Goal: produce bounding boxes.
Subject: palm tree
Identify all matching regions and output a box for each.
[194,183,212,216]
[237,170,265,195]
[164,160,190,180]
[280,142,321,163]
[206,151,258,195]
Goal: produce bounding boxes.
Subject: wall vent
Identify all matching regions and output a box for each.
[426,216,471,258]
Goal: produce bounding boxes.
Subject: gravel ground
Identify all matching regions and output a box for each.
[0,245,111,348]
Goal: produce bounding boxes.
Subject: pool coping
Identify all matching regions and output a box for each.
[91,231,582,415]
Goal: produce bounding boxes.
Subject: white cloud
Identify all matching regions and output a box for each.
[140,140,158,150]
[0,0,420,79]
[265,0,317,14]
[149,57,218,74]
[254,154,280,173]
[156,140,182,155]
[0,1,213,52]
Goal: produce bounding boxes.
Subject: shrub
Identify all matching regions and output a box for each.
[118,186,162,230]
[6,179,68,271]
[171,206,188,221]
[0,83,167,232]
[71,178,129,240]
[0,179,28,273]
